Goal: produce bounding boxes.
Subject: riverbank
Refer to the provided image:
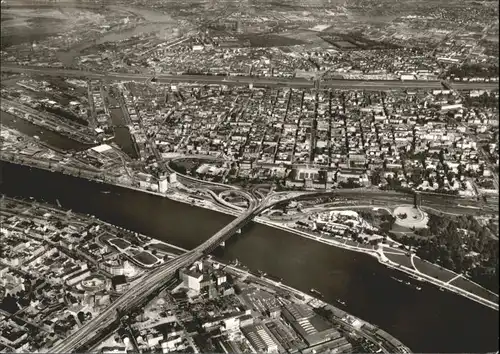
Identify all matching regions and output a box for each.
[1,157,498,311]
[0,151,242,216]
[72,181,500,311]
[0,111,91,152]
[1,159,498,352]
[255,218,499,310]
[214,260,412,354]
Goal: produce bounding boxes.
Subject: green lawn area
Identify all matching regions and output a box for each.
[343,239,374,250]
[384,252,414,269]
[133,251,158,266]
[108,238,132,250]
[150,243,183,255]
[412,257,458,282]
[449,276,499,303]
[98,232,115,243]
[391,224,414,234]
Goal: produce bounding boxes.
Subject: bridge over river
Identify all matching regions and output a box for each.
[50,191,311,353]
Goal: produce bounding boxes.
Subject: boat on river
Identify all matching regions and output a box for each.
[391,276,404,283]
[310,288,324,298]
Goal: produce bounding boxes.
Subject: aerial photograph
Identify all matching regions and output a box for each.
[0,0,498,353]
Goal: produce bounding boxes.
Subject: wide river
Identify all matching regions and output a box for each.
[0,161,498,353]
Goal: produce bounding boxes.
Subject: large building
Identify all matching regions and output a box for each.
[168,172,178,185]
[158,177,169,194]
[181,268,203,292]
[241,324,280,353]
[282,303,341,347]
[180,262,212,293]
[100,259,132,276]
[440,103,463,112]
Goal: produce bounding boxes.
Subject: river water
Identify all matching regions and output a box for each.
[0,119,498,353]
[0,162,498,353]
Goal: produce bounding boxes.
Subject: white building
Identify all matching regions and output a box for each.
[400,74,416,81]
[158,177,169,194]
[101,346,127,354]
[441,103,463,112]
[161,335,182,353]
[66,270,91,286]
[148,334,164,348]
[182,269,203,292]
[168,172,178,185]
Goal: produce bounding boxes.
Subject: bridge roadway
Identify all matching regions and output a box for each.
[3,64,500,90]
[50,195,278,353]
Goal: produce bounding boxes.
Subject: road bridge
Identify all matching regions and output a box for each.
[49,191,306,353]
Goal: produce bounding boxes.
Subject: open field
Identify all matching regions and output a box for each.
[449,276,499,303]
[108,237,132,250]
[412,257,458,283]
[149,242,183,255]
[384,252,414,269]
[393,205,428,229]
[133,250,158,265]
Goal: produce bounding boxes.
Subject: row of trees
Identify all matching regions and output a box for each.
[464,92,499,109]
[447,63,499,79]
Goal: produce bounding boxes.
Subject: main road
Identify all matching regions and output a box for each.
[50,251,198,353]
[2,64,499,90]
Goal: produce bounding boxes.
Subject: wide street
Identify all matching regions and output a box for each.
[2,64,500,90]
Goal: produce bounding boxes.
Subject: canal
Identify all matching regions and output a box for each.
[109,107,139,159]
[1,106,139,159]
[0,161,498,353]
